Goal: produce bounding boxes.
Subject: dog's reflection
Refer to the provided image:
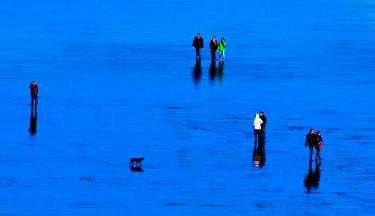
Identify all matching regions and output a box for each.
[252,138,266,168]
[29,106,37,135]
[129,157,144,172]
[304,160,321,192]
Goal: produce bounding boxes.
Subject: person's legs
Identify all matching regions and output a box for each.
[195,48,200,60]
[262,128,266,140]
[254,129,258,144]
[316,148,321,160]
[309,146,314,161]
[211,50,216,61]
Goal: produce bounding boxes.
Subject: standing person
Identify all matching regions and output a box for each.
[209,36,218,62]
[192,33,204,61]
[253,113,263,146]
[29,81,38,107]
[259,111,267,140]
[305,129,317,161]
[315,131,323,161]
[218,36,226,63]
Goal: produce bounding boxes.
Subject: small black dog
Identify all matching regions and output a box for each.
[129,157,144,167]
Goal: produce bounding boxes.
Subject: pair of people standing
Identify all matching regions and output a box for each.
[253,112,267,145]
[305,129,323,161]
[192,33,226,62]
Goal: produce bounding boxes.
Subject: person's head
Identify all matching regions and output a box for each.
[212,36,216,41]
[255,113,259,118]
[317,131,321,136]
[221,36,225,41]
[260,111,264,117]
[309,129,314,134]
[32,81,37,86]
[196,33,200,39]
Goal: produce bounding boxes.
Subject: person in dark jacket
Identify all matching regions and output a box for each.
[209,36,218,62]
[192,33,204,61]
[29,81,38,106]
[305,129,316,161]
[315,131,323,161]
[259,111,267,140]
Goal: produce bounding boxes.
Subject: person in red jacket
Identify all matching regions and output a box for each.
[29,81,38,106]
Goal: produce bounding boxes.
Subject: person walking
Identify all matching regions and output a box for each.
[209,36,218,62]
[253,113,263,146]
[259,111,267,140]
[218,37,226,63]
[29,80,38,107]
[315,131,323,161]
[192,33,204,61]
[305,129,317,161]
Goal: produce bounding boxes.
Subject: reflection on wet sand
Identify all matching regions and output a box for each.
[253,137,266,168]
[29,104,37,135]
[193,61,202,84]
[209,61,217,81]
[218,61,224,82]
[304,160,321,192]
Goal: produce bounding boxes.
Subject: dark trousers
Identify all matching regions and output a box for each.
[195,48,201,59]
[31,95,38,106]
[316,147,321,160]
[254,129,262,144]
[261,128,266,140]
[309,145,314,160]
[211,50,216,61]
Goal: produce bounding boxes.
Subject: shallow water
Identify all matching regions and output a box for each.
[1,0,375,215]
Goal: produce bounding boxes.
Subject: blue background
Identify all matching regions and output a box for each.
[0,0,374,215]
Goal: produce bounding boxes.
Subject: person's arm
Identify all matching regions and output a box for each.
[305,135,308,147]
[192,38,195,48]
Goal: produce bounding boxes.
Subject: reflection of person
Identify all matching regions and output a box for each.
[209,36,218,62]
[304,160,321,192]
[253,113,263,145]
[29,108,37,135]
[252,148,266,168]
[218,37,226,63]
[305,129,316,161]
[259,111,267,140]
[29,81,38,106]
[315,131,323,161]
[192,33,204,61]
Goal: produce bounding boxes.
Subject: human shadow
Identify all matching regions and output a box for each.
[304,160,321,192]
[252,137,266,168]
[192,61,202,84]
[29,105,37,135]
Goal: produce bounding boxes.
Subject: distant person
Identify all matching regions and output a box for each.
[315,131,323,161]
[253,113,263,145]
[305,129,317,161]
[218,37,226,63]
[209,36,218,62]
[259,111,267,139]
[29,81,38,106]
[192,33,204,61]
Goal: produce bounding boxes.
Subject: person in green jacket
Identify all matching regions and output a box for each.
[218,37,226,63]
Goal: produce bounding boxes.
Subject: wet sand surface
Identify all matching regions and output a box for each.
[0,0,375,215]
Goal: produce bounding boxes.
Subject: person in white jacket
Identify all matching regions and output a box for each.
[253,113,263,145]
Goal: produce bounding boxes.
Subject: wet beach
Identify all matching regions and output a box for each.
[1,0,375,215]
